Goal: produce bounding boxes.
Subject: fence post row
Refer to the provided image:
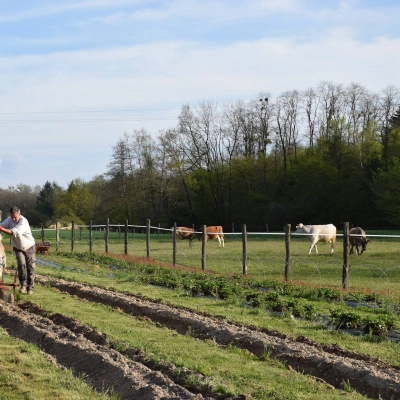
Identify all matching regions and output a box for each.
[50,220,355,286]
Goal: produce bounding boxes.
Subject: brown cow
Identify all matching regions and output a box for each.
[191,226,225,247]
[174,226,195,248]
[36,241,51,256]
[349,227,371,255]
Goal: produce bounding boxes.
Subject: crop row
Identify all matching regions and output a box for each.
[56,252,400,338]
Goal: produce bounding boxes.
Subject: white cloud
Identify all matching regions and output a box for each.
[0,0,399,189]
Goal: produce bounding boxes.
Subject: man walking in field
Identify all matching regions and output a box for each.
[0,206,36,294]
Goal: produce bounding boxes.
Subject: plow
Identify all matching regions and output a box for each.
[0,259,18,304]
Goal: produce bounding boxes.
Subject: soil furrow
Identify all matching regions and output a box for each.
[18,301,225,399]
[34,275,400,400]
[0,300,208,400]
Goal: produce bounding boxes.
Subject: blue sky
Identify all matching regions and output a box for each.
[0,0,399,190]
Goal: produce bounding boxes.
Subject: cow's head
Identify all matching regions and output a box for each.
[190,231,202,240]
[356,236,371,254]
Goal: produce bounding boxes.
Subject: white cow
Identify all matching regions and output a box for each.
[295,223,336,254]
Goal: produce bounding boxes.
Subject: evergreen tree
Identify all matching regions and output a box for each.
[36,181,61,219]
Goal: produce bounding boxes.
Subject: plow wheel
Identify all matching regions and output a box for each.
[0,289,14,304]
[0,267,17,304]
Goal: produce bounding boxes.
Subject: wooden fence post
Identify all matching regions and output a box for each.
[242,224,248,275]
[41,223,44,241]
[146,219,150,258]
[172,223,177,266]
[56,221,59,252]
[124,219,128,255]
[284,224,291,282]
[105,218,109,253]
[89,220,93,253]
[71,221,75,253]
[201,225,206,271]
[342,222,349,289]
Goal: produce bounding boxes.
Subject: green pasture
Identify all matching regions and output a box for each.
[29,227,400,301]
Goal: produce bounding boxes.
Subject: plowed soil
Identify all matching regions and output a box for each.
[0,275,399,399]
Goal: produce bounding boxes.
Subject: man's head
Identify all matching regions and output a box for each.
[10,206,21,223]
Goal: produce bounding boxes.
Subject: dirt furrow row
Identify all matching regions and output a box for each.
[0,300,209,400]
[34,275,400,400]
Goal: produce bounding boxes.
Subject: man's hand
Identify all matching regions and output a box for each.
[0,226,3,231]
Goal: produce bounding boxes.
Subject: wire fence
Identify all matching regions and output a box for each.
[27,220,400,300]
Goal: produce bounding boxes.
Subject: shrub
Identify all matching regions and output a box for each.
[362,314,398,336]
[245,291,265,308]
[329,309,362,330]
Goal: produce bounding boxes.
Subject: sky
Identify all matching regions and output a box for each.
[0,0,399,190]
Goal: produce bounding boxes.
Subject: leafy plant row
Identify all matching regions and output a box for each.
[59,252,400,337]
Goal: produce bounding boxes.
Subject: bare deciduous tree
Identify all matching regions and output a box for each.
[274,90,301,174]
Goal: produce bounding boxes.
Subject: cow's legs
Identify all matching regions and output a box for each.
[309,240,318,254]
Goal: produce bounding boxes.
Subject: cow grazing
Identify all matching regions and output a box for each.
[191,226,225,247]
[35,241,51,256]
[295,223,336,254]
[174,227,195,248]
[349,227,370,255]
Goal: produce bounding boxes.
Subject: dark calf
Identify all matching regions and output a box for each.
[349,227,370,255]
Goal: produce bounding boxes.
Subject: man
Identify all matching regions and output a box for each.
[0,206,36,294]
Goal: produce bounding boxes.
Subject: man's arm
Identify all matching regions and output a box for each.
[0,226,12,236]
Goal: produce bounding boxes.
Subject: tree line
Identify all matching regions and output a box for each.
[1,81,399,230]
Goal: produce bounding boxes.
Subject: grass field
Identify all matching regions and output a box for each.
[1,227,399,399]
